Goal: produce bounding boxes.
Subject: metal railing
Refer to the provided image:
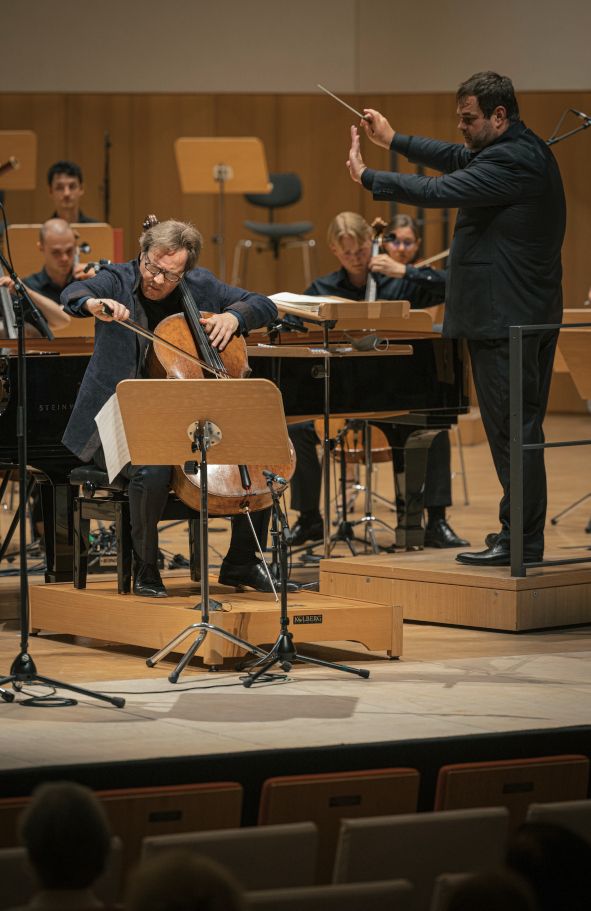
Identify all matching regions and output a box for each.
[509,320,591,576]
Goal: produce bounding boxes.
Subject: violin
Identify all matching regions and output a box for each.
[365,217,388,302]
[108,215,295,515]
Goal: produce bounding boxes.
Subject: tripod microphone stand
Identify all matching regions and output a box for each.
[0,247,124,708]
[242,472,370,687]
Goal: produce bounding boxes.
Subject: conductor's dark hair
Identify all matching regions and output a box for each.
[19,781,111,890]
[457,71,520,122]
[47,160,84,186]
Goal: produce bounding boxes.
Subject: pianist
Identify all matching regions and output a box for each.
[286,211,468,551]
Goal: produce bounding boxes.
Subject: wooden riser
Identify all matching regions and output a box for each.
[320,553,591,632]
[29,576,402,666]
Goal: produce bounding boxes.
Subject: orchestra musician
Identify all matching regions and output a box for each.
[348,71,565,565]
[47,160,99,224]
[61,219,280,598]
[286,211,469,550]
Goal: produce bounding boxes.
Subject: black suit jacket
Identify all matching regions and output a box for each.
[362,121,566,339]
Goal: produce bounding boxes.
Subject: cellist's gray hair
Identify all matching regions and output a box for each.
[139,220,203,271]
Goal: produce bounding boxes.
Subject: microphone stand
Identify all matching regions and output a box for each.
[0,250,124,708]
[546,108,591,146]
[102,131,111,224]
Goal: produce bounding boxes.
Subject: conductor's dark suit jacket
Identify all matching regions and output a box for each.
[60,260,277,462]
[362,121,566,339]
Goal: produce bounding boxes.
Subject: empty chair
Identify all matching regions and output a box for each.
[434,754,590,828]
[526,797,591,846]
[258,767,419,882]
[142,821,318,890]
[98,781,243,875]
[429,870,538,911]
[0,838,123,911]
[247,879,414,911]
[231,172,315,287]
[333,807,510,911]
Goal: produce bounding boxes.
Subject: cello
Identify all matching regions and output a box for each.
[105,215,295,515]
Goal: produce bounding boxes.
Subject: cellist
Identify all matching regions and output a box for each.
[61,219,278,598]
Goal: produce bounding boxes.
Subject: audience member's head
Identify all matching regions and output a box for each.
[506,821,591,911]
[47,160,86,222]
[19,781,111,891]
[125,851,245,911]
[38,217,77,285]
[444,869,539,911]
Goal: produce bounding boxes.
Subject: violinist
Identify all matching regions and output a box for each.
[0,218,83,333]
[61,219,278,598]
[286,211,468,551]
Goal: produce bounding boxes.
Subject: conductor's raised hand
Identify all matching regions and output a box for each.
[86,298,130,321]
[347,126,366,184]
[361,108,395,149]
[200,311,239,350]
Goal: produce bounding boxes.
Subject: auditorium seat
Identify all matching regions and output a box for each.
[246,878,414,911]
[97,781,243,874]
[526,797,591,845]
[258,767,420,881]
[434,754,590,827]
[0,796,29,849]
[142,820,318,889]
[332,807,509,911]
[0,837,123,910]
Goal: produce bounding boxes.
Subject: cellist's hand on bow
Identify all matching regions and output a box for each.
[87,298,130,321]
[200,311,239,350]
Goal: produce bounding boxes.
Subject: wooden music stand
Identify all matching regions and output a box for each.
[0,132,37,190]
[7,223,114,278]
[174,137,269,280]
[116,376,290,683]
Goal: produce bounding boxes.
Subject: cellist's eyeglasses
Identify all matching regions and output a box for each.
[143,254,183,284]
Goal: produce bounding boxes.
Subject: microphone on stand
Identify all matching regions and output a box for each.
[570,108,591,122]
[262,469,288,486]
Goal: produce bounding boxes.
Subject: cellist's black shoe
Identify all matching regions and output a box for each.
[133,558,168,598]
[485,531,502,548]
[424,518,469,548]
[219,559,299,593]
[456,541,543,566]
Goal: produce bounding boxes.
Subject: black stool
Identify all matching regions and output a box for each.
[69,466,200,594]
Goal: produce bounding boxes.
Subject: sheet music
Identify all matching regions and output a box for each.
[95,393,131,482]
[270,291,350,315]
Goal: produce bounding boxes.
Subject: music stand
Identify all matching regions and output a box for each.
[174,137,270,280]
[116,377,287,682]
[0,131,37,190]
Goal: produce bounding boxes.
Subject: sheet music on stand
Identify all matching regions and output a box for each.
[95,394,131,482]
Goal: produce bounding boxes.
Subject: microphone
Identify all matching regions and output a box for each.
[570,108,591,122]
[262,469,288,486]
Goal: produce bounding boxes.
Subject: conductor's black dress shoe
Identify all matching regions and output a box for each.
[219,559,299,593]
[456,541,542,566]
[285,514,324,547]
[133,558,168,597]
[424,518,470,548]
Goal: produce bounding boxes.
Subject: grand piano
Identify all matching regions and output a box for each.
[247,296,469,547]
[0,339,91,582]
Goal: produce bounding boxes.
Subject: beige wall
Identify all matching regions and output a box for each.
[0,0,590,93]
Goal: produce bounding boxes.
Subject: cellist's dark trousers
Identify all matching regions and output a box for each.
[94,449,269,565]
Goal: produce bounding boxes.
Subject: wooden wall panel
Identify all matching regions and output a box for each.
[0,91,589,309]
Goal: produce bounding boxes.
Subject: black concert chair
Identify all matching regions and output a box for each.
[231,172,315,287]
[69,465,200,594]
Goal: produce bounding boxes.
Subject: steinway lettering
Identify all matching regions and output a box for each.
[38,402,75,413]
[293,614,323,625]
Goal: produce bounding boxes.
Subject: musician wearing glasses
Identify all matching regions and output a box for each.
[348,71,565,566]
[61,219,278,598]
[286,211,468,551]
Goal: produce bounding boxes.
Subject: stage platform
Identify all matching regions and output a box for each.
[320,552,591,632]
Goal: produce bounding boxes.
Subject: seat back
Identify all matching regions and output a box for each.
[245,173,302,215]
[333,807,510,911]
[0,837,123,910]
[526,798,591,846]
[246,878,414,911]
[142,820,318,890]
[434,754,590,828]
[258,768,419,882]
[98,782,243,875]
